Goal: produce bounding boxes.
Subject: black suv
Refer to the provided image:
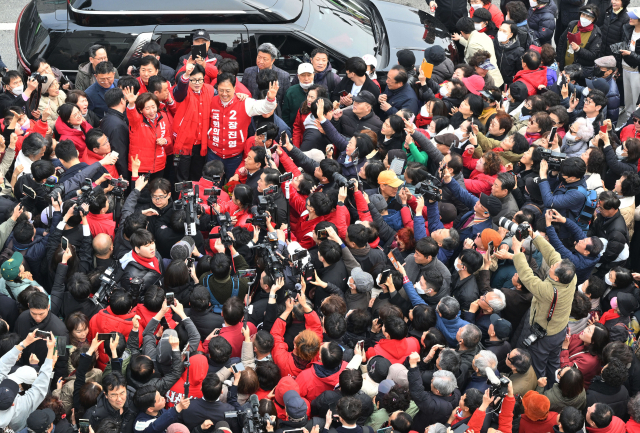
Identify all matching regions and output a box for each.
[15,0,456,79]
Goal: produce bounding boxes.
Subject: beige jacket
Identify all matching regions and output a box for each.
[38,93,67,130]
[459,31,504,87]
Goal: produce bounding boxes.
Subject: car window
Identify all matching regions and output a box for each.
[156,32,252,72]
[46,34,137,72]
[255,34,345,74]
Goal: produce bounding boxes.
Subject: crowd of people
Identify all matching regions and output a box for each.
[1,1,640,432]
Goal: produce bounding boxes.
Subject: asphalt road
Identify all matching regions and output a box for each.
[3,0,640,71]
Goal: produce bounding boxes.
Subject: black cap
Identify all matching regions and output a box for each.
[0,379,19,410]
[353,90,377,106]
[424,45,446,66]
[479,193,503,217]
[397,49,416,69]
[193,29,210,42]
[27,409,56,433]
[490,314,512,340]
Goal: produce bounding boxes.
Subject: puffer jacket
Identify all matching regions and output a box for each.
[332,109,383,137]
[54,117,93,159]
[588,210,630,267]
[88,306,139,370]
[528,2,557,45]
[118,250,165,295]
[602,74,621,124]
[365,337,420,364]
[602,145,637,190]
[557,22,604,76]
[588,0,614,26]
[126,107,171,173]
[560,135,590,157]
[599,7,630,56]
[494,36,525,85]
[462,152,499,197]
[432,59,455,84]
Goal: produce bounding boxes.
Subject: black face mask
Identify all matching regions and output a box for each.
[521,106,532,116]
[593,69,605,78]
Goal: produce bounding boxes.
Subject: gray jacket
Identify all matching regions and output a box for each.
[404,253,451,292]
[75,62,120,91]
[492,193,519,226]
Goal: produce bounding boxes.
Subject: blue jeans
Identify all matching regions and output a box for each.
[207,150,243,183]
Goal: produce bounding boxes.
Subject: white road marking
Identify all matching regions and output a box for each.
[0,23,15,31]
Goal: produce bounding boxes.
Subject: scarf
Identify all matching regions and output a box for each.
[314,62,334,83]
[565,24,593,66]
[525,131,541,144]
[132,250,160,272]
[577,21,594,33]
[172,83,214,156]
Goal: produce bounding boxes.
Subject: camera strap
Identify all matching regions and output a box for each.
[546,286,558,323]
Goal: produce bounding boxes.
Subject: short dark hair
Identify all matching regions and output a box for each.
[105,88,124,108]
[255,361,280,391]
[28,292,49,310]
[506,1,528,22]
[456,17,476,34]
[31,159,55,182]
[133,384,158,412]
[463,388,484,413]
[222,297,244,326]
[141,41,162,56]
[339,369,363,396]
[109,289,133,315]
[558,366,584,399]
[459,249,483,274]
[509,349,531,374]
[389,65,408,84]
[522,50,541,70]
[190,285,211,312]
[147,75,168,94]
[318,240,341,265]
[415,237,439,259]
[85,128,105,153]
[143,285,165,313]
[324,313,347,339]
[347,224,370,248]
[345,57,367,77]
[217,58,240,76]
[55,139,79,162]
[336,396,361,425]
[68,273,91,301]
[130,229,155,249]
[94,61,115,75]
[560,407,585,433]
[496,172,515,191]
[249,146,267,169]
[384,315,408,340]
[102,371,127,393]
[591,403,613,428]
[211,253,231,279]
[123,212,147,239]
[320,341,343,369]
[560,157,587,179]
[599,190,621,210]
[139,55,160,71]
[208,337,232,364]
[318,158,341,180]
[130,355,155,383]
[202,374,224,401]
[89,44,106,58]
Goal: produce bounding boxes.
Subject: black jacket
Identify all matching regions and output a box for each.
[600,7,630,56]
[114,188,142,260]
[332,109,383,138]
[528,3,557,45]
[331,75,381,107]
[603,146,637,190]
[450,273,479,311]
[119,251,165,296]
[408,366,461,433]
[312,260,349,309]
[349,245,387,276]
[602,283,640,313]
[586,377,629,420]
[300,125,332,152]
[557,22,603,76]
[190,308,224,341]
[587,210,629,267]
[434,0,468,33]
[0,294,20,331]
[0,91,28,118]
[51,263,101,319]
[100,108,130,179]
[558,0,584,29]
[87,393,137,433]
[178,398,240,433]
[494,37,524,85]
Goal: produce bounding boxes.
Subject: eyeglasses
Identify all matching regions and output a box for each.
[189,78,204,84]
[151,193,169,201]
[584,98,594,105]
[633,118,640,124]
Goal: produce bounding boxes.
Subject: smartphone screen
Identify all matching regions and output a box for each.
[166,292,175,305]
[549,126,557,143]
[232,363,245,373]
[79,420,90,433]
[488,241,494,256]
[97,333,115,342]
[61,236,69,251]
[280,130,287,143]
[35,330,51,340]
[380,269,391,282]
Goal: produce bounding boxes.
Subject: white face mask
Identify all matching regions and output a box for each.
[471,3,482,9]
[497,32,509,42]
[616,146,625,157]
[564,132,577,143]
[580,17,592,27]
[420,105,430,117]
[474,23,485,31]
[439,86,450,98]
[454,129,466,141]
[299,82,313,90]
[11,86,23,96]
[582,87,590,96]
[577,283,584,293]
[530,0,537,6]
[454,259,464,272]
[605,273,614,286]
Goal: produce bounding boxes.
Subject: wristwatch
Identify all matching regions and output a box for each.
[17,342,25,350]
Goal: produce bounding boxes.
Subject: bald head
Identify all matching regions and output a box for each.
[93,233,113,257]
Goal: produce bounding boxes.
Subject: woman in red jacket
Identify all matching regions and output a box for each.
[214,184,255,231]
[462,148,502,197]
[123,87,171,178]
[54,103,92,158]
[292,85,327,147]
[560,323,610,390]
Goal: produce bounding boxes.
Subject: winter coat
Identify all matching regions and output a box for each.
[519,412,560,433]
[295,361,348,402]
[586,416,626,433]
[621,24,640,69]
[588,210,630,268]
[272,312,322,378]
[600,74,621,124]
[87,392,137,433]
[600,7,630,56]
[331,75,381,105]
[332,109,383,137]
[435,0,469,33]
[586,378,629,420]
[282,84,306,128]
[546,221,600,284]
[557,22,604,76]
[241,65,290,115]
[436,313,471,347]
[88,306,138,369]
[513,66,548,95]
[54,117,93,159]
[603,145,637,190]
[560,135,590,157]
[99,108,130,177]
[538,175,588,238]
[432,59,455,84]
[560,333,601,389]
[494,37,525,85]
[365,337,420,364]
[38,93,67,130]
[119,250,165,295]
[536,383,587,412]
[558,0,584,30]
[528,3,557,45]
[459,32,504,87]
[408,366,461,433]
[75,62,120,91]
[126,107,170,173]
[463,165,498,197]
[450,273,480,312]
[378,84,420,121]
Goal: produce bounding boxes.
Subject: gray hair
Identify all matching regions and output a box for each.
[460,324,481,348]
[432,370,457,396]
[22,134,46,157]
[571,117,594,141]
[486,289,506,312]
[473,350,498,375]
[438,296,460,320]
[257,43,279,60]
[629,393,640,423]
[442,228,460,251]
[427,424,447,433]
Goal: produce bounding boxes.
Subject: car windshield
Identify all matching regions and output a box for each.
[305,0,377,58]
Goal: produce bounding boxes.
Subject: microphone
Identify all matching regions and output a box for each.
[250,393,260,412]
[485,367,500,385]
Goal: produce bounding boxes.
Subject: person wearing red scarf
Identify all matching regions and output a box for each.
[119,229,164,293]
[81,128,119,179]
[86,193,116,238]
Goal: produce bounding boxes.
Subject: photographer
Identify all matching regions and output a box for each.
[51,269,101,320]
[256,168,288,229]
[414,195,460,266]
[201,235,249,309]
[154,210,205,259]
[119,229,164,293]
[133,384,190,433]
[0,71,39,117]
[194,160,230,204]
[114,175,148,260]
[512,225,576,383]
[466,381,516,433]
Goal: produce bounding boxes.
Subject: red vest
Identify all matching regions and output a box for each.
[208,96,252,159]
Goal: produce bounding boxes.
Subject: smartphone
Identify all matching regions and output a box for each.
[55,336,67,357]
[23,185,37,199]
[378,428,393,433]
[111,151,119,158]
[340,90,349,97]
[35,330,51,340]
[166,292,175,305]
[231,363,245,373]
[380,269,391,283]
[600,125,608,133]
[79,419,90,433]
[283,430,305,433]
[97,332,116,342]
[317,229,329,240]
[191,43,207,60]
[387,251,401,271]
[279,172,293,183]
[280,130,287,144]
[186,258,195,269]
[549,126,557,143]
[182,343,190,357]
[357,340,364,351]
[237,269,257,279]
[61,236,69,251]
[143,171,151,181]
[487,241,494,256]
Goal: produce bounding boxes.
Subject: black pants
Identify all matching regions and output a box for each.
[176,145,206,182]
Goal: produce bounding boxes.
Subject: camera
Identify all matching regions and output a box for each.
[210,211,234,246]
[498,217,530,241]
[30,72,49,84]
[44,175,65,201]
[173,182,200,236]
[486,368,510,399]
[290,249,314,284]
[110,178,129,189]
[539,148,566,172]
[332,172,358,191]
[93,266,120,307]
[74,178,96,216]
[225,394,271,433]
[252,232,284,280]
[284,283,302,299]
[130,276,144,303]
[415,173,442,202]
[247,194,275,228]
[523,322,547,347]
[175,181,193,193]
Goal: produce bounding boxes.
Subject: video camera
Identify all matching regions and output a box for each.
[210,211,235,247]
[539,148,566,172]
[173,181,201,236]
[130,276,144,304]
[75,178,97,216]
[93,266,120,308]
[498,217,530,241]
[225,394,272,433]
[415,173,442,202]
[43,175,65,201]
[252,232,285,280]
[332,172,358,192]
[290,248,314,284]
[486,368,510,399]
[110,178,129,189]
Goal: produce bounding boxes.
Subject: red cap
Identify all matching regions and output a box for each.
[275,376,299,406]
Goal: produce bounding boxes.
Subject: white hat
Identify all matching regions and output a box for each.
[8,366,38,385]
[297,63,314,75]
[362,54,377,68]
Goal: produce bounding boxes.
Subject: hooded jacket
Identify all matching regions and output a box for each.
[586,377,629,420]
[165,354,208,407]
[536,383,587,412]
[272,311,322,378]
[513,67,548,96]
[588,210,629,267]
[365,337,420,364]
[295,361,348,402]
[586,416,626,433]
[88,306,138,369]
[54,117,93,159]
[528,3,557,45]
[86,212,116,238]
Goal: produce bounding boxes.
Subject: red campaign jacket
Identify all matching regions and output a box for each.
[173,78,215,157]
[55,117,93,159]
[193,177,230,204]
[271,311,323,378]
[159,99,177,156]
[469,3,504,27]
[208,96,252,159]
[219,322,257,358]
[627,419,640,433]
[88,306,139,369]
[278,151,305,227]
[519,412,560,433]
[176,57,218,85]
[292,111,309,148]
[619,125,640,171]
[462,151,498,197]
[586,417,626,433]
[365,336,421,364]
[126,107,171,173]
[86,213,116,238]
[135,303,176,335]
[136,77,148,94]
[81,149,118,178]
[513,66,548,96]
[295,361,348,402]
[165,354,209,408]
[14,120,48,154]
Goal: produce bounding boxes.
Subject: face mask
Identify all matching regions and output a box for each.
[474,23,485,31]
[11,86,23,96]
[594,69,605,78]
[454,259,464,272]
[454,129,466,141]
[616,146,624,157]
[582,87,590,96]
[580,17,592,27]
[521,106,532,116]
[564,133,577,144]
[439,86,449,98]
[471,3,482,8]
[497,32,509,42]
[299,82,313,90]
[420,105,430,117]
[367,71,376,80]
[530,0,537,6]
[503,101,510,112]
[578,283,584,293]
[605,273,614,286]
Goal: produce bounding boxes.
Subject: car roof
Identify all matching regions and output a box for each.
[67,0,274,14]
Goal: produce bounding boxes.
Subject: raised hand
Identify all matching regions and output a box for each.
[267,81,280,101]
[122,86,137,105]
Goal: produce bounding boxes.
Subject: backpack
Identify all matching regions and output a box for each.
[204,275,239,314]
[574,185,598,233]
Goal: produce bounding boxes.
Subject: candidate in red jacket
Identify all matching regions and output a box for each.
[513,52,548,96]
[81,128,119,179]
[272,288,323,379]
[88,290,138,370]
[54,103,93,159]
[365,315,421,364]
[295,341,348,402]
[124,89,171,176]
[462,149,502,197]
[148,74,177,159]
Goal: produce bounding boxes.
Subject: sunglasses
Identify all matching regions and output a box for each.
[633,118,640,124]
